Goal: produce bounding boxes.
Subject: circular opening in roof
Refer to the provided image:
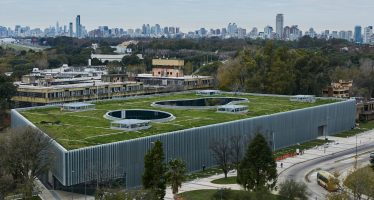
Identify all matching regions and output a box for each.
[152,97,248,109]
[104,109,175,123]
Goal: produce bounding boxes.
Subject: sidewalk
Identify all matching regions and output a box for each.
[277,130,374,174]
[165,130,374,199]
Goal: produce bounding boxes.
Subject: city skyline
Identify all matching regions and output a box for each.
[1,0,374,32]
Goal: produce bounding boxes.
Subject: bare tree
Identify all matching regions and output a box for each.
[0,126,54,198]
[209,139,231,178]
[229,134,245,170]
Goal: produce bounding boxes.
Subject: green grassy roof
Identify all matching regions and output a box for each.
[20,93,335,150]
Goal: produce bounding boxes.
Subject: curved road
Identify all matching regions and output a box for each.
[278,142,374,200]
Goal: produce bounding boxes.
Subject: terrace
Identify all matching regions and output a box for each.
[19,92,336,150]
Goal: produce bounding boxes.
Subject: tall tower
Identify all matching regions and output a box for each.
[56,21,59,35]
[276,14,284,40]
[69,22,73,37]
[354,25,362,44]
[76,15,81,38]
[363,26,373,44]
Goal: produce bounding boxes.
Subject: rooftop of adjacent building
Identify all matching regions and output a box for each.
[137,74,212,80]
[152,58,184,67]
[15,80,141,90]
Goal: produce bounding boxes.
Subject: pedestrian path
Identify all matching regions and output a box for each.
[277,130,374,174]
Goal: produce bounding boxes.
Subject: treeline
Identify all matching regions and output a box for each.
[215,41,374,97]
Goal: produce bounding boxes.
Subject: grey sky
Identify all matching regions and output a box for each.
[0,0,373,32]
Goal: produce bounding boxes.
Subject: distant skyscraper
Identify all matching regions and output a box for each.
[237,28,246,39]
[169,27,175,34]
[276,14,284,39]
[69,22,73,37]
[56,21,59,35]
[363,26,373,44]
[264,25,273,39]
[221,28,227,35]
[354,26,362,43]
[142,24,146,35]
[347,31,353,41]
[249,27,258,38]
[227,23,237,35]
[163,27,169,34]
[76,15,81,38]
[283,26,290,40]
[155,24,161,35]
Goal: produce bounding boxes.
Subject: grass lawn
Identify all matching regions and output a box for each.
[180,189,283,200]
[335,120,374,138]
[186,167,222,181]
[20,92,335,149]
[211,176,237,184]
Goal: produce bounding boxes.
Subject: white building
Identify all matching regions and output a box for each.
[276,14,284,39]
[363,26,373,44]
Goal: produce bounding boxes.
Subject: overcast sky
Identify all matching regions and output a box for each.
[1,0,373,32]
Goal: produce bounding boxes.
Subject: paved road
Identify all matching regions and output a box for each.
[278,142,374,200]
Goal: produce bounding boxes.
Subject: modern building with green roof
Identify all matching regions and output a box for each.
[11,91,356,188]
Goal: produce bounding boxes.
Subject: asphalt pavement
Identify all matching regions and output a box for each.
[278,138,374,200]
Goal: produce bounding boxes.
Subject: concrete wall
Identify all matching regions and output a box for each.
[11,99,356,188]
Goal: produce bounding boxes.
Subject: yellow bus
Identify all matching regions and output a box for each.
[317,170,339,192]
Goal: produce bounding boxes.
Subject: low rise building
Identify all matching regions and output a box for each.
[136,58,214,92]
[356,98,374,121]
[152,58,184,77]
[91,54,129,62]
[322,80,353,98]
[13,80,144,107]
[136,74,214,92]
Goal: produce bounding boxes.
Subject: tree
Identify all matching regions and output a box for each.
[0,75,17,128]
[266,47,296,95]
[344,167,374,200]
[183,62,194,75]
[229,134,245,170]
[122,54,142,66]
[278,179,308,200]
[0,163,15,200]
[0,126,54,198]
[142,140,167,199]
[166,159,186,199]
[91,58,103,66]
[237,133,277,191]
[326,190,350,200]
[209,139,231,178]
[0,75,17,108]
